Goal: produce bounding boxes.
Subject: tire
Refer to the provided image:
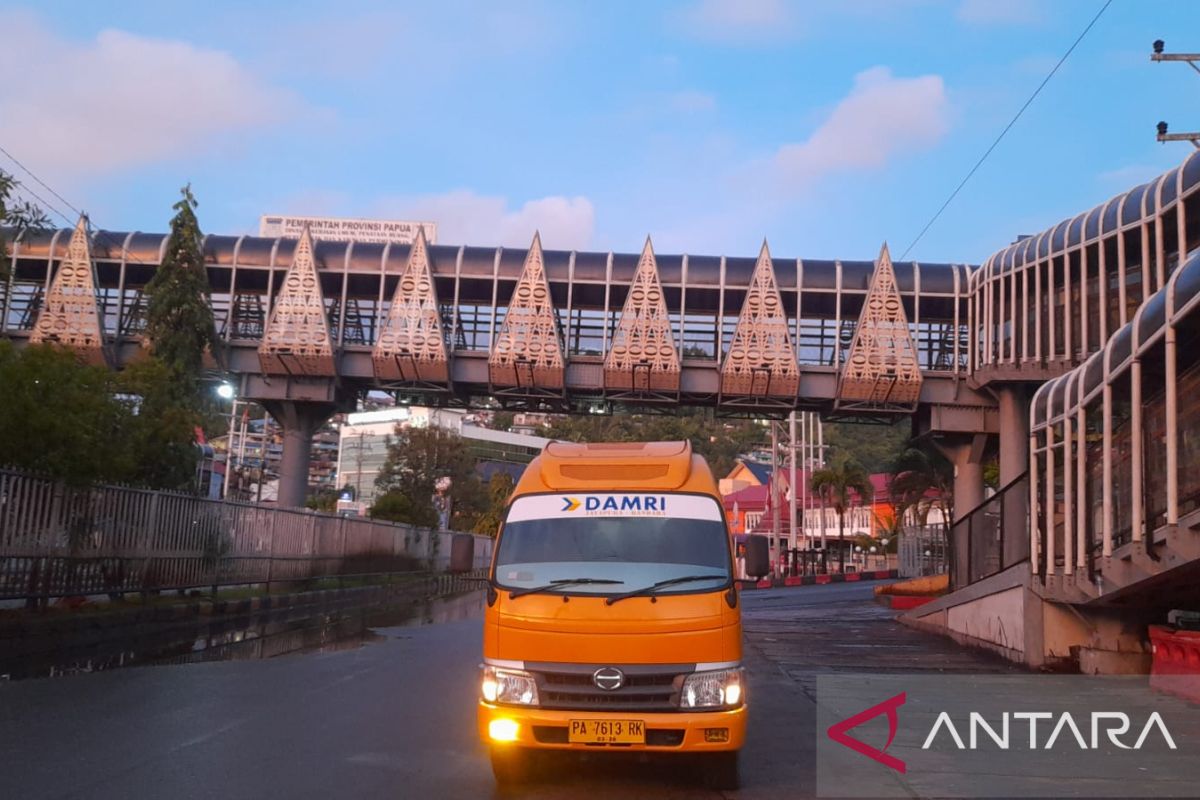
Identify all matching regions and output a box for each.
[490,746,532,788]
[702,751,741,791]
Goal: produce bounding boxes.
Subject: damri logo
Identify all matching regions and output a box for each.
[561,497,581,512]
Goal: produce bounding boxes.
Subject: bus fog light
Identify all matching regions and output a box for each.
[489,719,520,742]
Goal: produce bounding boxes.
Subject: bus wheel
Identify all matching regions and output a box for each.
[702,751,741,790]
[490,746,532,788]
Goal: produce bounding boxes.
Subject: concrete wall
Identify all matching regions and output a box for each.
[946,585,1025,653]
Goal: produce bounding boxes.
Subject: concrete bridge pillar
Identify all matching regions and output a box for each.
[997,386,1031,566]
[261,400,341,509]
[940,435,986,587]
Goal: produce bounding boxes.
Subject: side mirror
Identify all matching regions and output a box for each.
[744,535,770,579]
[449,533,475,574]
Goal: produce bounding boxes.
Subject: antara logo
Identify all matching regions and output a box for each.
[921,711,1177,751]
[561,497,581,512]
[827,692,908,773]
[827,693,1178,774]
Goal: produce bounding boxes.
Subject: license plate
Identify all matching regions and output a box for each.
[568,719,645,744]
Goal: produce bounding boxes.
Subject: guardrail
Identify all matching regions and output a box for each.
[0,468,492,605]
[950,473,1029,589]
[898,524,949,578]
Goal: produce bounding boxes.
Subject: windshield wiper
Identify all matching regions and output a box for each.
[508,577,624,600]
[604,574,728,605]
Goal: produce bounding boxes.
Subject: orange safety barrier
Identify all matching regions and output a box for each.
[1149,625,1200,704]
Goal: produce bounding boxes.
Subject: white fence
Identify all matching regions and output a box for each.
[0,468,492,602]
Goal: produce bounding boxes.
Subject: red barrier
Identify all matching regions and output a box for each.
[873,570,893,580]
[756,578,773,589]
[815,575,831,584]
[1149,625,1200,704]
[845,572,861,582]
[783,576,804,587]
[887,595,935,611]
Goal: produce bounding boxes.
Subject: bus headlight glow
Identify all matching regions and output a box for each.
[680,667,744,709]
[481,665,539,706]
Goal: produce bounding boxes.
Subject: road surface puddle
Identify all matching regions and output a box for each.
[1,590,484,681]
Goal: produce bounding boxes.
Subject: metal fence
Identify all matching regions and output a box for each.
[898,525,949,578]
[949,473,1029,589]
[0,468,493,603]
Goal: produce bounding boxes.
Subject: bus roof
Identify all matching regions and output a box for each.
[523,440,704,492]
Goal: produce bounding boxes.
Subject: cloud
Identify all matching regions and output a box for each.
[956,0,1042,26]
[771,66,949,188]
[680,0,799,42]
[375,191,595,249]
[669,90,717,113]
[0,10,304,180]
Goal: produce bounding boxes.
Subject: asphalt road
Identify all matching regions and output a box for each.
[0,582,1016,800]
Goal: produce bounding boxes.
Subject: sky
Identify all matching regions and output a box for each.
[1,0,1198,264]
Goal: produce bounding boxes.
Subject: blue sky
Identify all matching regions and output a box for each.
[1,0,1197,263]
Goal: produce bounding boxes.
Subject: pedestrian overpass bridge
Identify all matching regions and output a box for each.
[6,151,1200,674]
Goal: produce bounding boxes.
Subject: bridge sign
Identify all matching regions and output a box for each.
[258,214,437,245]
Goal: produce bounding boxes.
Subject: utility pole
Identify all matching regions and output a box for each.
[1152,39,1200,148]
[770,422,780,575]
[788,411,798,557]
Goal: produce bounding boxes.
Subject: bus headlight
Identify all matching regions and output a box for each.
[680,667,744,709]
[481,665,539,706]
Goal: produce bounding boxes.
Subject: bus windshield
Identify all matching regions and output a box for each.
[493,493,731,595]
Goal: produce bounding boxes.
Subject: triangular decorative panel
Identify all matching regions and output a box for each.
[372,228,449,383]
[488,232,565,389]
[258,226,336,375]
[836,243,922,409]
[30,216,107,364]
[604,238,680,393]
[721,241,799,398]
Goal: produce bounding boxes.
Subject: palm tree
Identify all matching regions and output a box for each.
[889,444,954,532]
[811,457,873,574]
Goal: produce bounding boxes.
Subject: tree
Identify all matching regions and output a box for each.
[114,358,202,490]
[472,472,515,535]
[0,342,202,490]
[822,418,910,473]
[889,443,954,532]
[371,426,486,529]
[0,169,51,280]
[810,456,874,574]
[491,411,515,432]
[0,342,126,485]
[143,184,215,398]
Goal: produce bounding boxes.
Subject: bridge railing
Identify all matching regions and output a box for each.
[949,473,1030,589]
[0,468,492,605]
[898,524,949,578]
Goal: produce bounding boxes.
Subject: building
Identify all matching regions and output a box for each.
[718,459,773,496]
[722,466,936,571]
[335,406,550,507]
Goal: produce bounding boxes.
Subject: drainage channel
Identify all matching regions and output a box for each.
[1,590,485,681]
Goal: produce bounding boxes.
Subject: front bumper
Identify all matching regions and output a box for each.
[478,702,746,752]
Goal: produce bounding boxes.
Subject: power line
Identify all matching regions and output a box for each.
[898,0,1114,261]
[0,145,153,266]
[0,144,84,220]
[10,184,74,230]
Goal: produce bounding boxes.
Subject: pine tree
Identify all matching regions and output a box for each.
[143,184,215,399]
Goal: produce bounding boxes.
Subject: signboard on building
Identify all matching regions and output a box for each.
[259,215,437,245]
